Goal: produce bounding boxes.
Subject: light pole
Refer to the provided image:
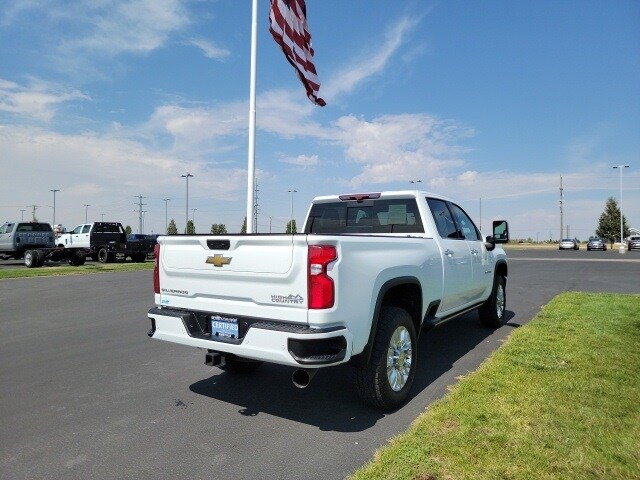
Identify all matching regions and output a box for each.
[101,213,105,221]
[50,189,60,226]
[288,189,297,233]
[613,165,630,253]
[191,208,197,232]
[181,173,193,233]
[84,204,90,223]
[163,198,170,234]
[20,209,25,221]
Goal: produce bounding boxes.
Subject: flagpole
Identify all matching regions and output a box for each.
[246,0,258,234]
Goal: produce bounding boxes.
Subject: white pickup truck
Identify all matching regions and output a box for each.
[148,191,509,409]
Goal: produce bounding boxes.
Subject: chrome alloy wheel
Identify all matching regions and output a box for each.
[496,283,505,318]
[387,326,413,392]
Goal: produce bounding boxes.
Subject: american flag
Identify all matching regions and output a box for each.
[269,0,326,106]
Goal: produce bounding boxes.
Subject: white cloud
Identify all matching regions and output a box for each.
[322,15,422,100]
[188,38,230,60]
[0,78,90,122]
[0,124,248,230]
[331,113,470,187]
[279,154,319,167]
[61,0,190,56]
[458,170,478,185]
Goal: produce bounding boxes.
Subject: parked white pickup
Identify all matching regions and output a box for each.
[148,190,509,409]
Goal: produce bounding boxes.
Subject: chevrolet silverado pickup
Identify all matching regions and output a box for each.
[148,191,509,409]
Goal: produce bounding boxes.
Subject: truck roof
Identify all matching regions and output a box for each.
[311,190,453,203]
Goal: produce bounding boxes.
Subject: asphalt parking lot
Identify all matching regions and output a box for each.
[1,248,638,479]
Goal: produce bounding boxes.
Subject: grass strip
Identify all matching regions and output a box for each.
[350,292,640,480]
[0,261,154,279]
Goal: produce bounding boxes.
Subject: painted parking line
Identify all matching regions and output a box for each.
[510,257,640,263]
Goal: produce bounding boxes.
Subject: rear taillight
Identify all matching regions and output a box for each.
[308,245,337,309]
[153,244,160,294]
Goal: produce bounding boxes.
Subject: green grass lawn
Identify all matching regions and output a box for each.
[0,261,154,279]
[350,292,640,480]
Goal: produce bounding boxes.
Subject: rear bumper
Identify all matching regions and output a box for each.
[147,307,352,367]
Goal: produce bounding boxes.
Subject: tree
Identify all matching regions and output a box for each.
[210,224,228,234]
[286,219,297,233]
[186,219,195,234]
[596,197,629,246]
[240,217,247,234]
[124,225,132,235]
[167,219,178,235]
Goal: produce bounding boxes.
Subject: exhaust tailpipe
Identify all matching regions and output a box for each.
[292,368,318,389]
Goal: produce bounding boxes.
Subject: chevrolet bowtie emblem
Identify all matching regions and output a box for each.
[206,254,232,267]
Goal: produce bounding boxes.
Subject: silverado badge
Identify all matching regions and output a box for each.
[206,254,232,267]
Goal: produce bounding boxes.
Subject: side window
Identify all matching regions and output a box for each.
[71,225,83,234]
[0,225,6,234]
[82,225,91,234]
[7,224,14,233]
[427,198,459,239]
[449,203,481,241]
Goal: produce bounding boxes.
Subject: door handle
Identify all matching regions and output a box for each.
[444,249,454,257]
[471,249,479,255]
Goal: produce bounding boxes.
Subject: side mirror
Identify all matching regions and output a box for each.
[492,220,509,244]
[484,220,509,251]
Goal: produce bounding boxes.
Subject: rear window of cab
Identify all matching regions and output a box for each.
[305,198,424,234]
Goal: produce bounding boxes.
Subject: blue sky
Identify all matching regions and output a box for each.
[1,0,639,240]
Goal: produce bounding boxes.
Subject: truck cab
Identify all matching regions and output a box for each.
[57,224,92,248]
[0,222,55,259]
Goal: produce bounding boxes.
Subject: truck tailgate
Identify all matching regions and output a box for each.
[157,235,310,323]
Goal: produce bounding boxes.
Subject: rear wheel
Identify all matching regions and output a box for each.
[68,250,86,266]
[24,250,36,268]
[355,306,417,410]
[34,250,46,267]
[97,247,110,263]
[132,253,146,263]
[479,275,506,328]
[222,355,263,374]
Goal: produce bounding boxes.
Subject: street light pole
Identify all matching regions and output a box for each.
[288,189,297,233]
[613,165,630,253]
[181,173,193,233]
[191,208,197,230]
[50,189,60,226]
[163,198,170,234]
[84,204,90,223]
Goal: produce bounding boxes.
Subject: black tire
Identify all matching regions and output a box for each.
[97,247,110,263]
[222,354,263,374]
[355,306,417,410]
[75,250,86,266]
[24,250,36,268]
[34,250,46,267]
[479,275,507,328]
[68,250,85,266]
